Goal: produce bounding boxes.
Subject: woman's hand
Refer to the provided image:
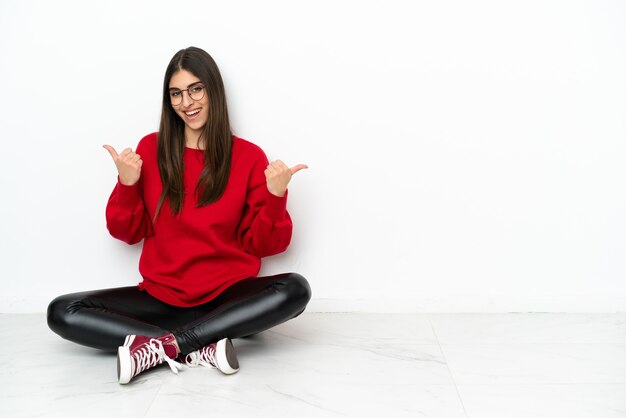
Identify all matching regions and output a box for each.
[265,160,308,197]
[103,145,143,186]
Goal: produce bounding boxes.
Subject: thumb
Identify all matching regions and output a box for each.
[102,144,119,160]
[290,164,309,175]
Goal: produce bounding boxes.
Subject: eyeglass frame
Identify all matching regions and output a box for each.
[168,82,206,106]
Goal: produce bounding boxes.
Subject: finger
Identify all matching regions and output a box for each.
[102,145,119,159]
[290,164,309,175]
[121,152,139,164]
[120,147,132,156]
[272,160,289,171]
[130,154,141,163]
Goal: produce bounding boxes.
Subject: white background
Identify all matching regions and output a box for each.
[1,0,625,313]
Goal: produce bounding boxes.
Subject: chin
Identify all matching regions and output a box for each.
[188,121,206,131]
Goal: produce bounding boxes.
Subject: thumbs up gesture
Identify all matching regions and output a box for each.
[103,145,143,186]
[265,160,308,197]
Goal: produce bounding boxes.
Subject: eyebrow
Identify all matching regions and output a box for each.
[168,81,203,91]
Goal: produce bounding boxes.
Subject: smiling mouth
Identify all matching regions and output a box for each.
[184,109,201,117]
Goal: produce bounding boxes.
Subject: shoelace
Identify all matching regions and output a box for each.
[184,345,217,369]
[133,339,185,376]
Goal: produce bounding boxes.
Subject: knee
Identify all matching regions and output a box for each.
[46,293,81,338]
[282,273,312,310]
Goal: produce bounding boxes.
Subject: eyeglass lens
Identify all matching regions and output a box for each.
[170,84,205,105]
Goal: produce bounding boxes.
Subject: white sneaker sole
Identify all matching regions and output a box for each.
[117,335,135,385]
[215,338,239,375]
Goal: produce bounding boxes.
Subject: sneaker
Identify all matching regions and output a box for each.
[183,338,239,375]
[117,334,184,384]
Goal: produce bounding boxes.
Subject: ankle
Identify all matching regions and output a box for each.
[171,336,181,354]
[156,333,181,357]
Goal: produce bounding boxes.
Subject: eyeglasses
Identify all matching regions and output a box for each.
[169,82,205,106]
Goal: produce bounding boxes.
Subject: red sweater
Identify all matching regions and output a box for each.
[105,133,292,307]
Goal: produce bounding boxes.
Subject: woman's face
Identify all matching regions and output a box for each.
[168,69,209,141]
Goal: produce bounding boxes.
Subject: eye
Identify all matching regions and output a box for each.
[170,90,181,97]
[190,85,203,93]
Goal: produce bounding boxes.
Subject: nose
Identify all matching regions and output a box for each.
[181,90,193,107]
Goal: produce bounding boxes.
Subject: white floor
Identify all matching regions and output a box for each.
[1,313,626,418]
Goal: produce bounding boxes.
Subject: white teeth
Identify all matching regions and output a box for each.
[185,109,201,116]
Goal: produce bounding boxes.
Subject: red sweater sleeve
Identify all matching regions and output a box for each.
[237,151,293,257]
[105,141,154,245]
[105,178,154,244]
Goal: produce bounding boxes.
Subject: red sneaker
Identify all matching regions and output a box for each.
[182,338,239,375]
[117,334,184,384]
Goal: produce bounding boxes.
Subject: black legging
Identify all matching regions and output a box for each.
[47,273,311,355]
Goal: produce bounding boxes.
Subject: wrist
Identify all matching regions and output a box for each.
[118,176,139,187]
[119,176,139,187]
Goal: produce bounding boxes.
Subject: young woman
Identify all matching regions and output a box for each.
[47,47,312,385]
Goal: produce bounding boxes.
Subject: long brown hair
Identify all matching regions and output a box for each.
[155,47,232,220]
